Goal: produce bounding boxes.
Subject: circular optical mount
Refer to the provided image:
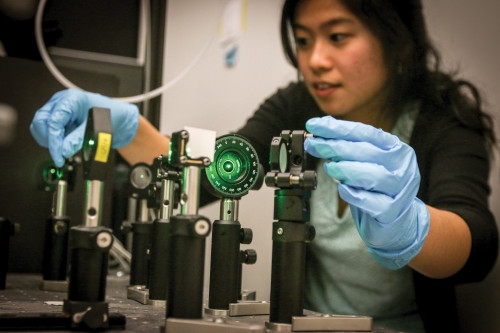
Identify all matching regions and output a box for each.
[130,163,153,190]
[205,134,260,198]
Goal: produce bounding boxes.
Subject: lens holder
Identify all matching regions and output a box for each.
[204,134,259,198]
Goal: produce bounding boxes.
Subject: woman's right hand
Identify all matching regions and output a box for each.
[30,89,139,167]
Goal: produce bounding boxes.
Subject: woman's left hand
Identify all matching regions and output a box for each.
[304,116,430,269]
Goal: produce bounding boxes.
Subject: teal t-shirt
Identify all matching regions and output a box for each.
[305,105,425,332]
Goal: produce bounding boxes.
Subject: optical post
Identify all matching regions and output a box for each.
[165,128,213,322]
[0,217,14,290]
[62,107,125,330]
[41,160,76,292]
[147,155,181,305]
[126,162,155,302]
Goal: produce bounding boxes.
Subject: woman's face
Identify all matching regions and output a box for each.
[294,0,390,126]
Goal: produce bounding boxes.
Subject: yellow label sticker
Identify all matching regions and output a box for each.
[95,133,112,163]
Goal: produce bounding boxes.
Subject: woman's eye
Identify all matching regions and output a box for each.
[296,37,310,47]
[330,34,347,42]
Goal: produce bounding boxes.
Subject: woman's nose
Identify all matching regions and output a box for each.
[309,40,333,73]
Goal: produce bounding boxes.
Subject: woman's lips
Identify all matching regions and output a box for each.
[313,83,340,98]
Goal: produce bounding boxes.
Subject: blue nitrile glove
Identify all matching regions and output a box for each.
[30,89,139,167]
[304,116,430,269]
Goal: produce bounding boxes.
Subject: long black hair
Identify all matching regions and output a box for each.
[280,0,496,152]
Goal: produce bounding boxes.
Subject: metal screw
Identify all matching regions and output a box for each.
[96,232,112,248]
[180,193,188,205]
[194,220,209,236]
[54,221,67,234]
[277,227,284,235]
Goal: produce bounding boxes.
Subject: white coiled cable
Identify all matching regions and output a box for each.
[34,0,219,104]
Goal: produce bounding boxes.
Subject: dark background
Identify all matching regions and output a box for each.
[0,0,166,272]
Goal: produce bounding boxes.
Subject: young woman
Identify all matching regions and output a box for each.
[30,0,497,331]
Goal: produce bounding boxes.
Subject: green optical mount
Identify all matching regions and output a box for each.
[204,134,261,199]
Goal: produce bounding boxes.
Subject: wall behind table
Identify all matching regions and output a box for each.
[423,0,500,332]
[160,0,296,302]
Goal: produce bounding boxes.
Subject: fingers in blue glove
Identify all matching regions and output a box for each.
[322,159,416,197]
[305,135,412,167]
[30,89,139,168]
[30,89,85,166]
[337,178,419,224]
[304,123,420,198]
[30,108,51,148]
[61,123,86,161]
[306,116,398,149]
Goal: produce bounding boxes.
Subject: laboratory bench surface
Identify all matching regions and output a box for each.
[0,273,164,332]
[0,273,402,333]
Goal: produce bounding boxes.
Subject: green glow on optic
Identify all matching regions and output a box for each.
[89,139,95,146]
[223,161,234,172]
[168,141,172,164]
[205,134,260,198]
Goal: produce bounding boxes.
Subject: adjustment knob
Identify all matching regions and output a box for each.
[241,249,257,265]
[240,228,253,244]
